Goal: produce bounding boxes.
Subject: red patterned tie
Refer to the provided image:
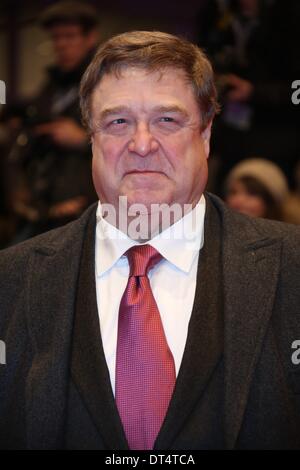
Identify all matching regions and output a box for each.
[115,244,176,450]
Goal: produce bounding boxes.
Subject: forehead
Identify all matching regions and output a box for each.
[50,23,84,38]
[91,66,199,114]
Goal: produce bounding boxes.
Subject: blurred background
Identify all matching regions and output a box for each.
[0,0,299,248]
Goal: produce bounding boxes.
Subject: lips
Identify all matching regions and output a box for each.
[125,170,163,175]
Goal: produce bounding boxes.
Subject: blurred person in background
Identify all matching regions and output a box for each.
[225,158,289,221]
[197,0,300,190]
[4,1,99,244]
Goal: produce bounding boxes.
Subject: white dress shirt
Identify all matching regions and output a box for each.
[95,196,206,394]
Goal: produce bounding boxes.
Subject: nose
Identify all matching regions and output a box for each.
[128,123,159,157]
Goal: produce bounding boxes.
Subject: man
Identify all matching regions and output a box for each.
[7,1,99,242]
[0,31,300,450]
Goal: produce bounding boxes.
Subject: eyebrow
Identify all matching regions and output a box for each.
[97,106,131,122]
[151,105,189,117]
[97,104,189,122]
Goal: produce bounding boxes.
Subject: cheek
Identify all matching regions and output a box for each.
[172,137,206,180]
[92,136,121,171]
[250,198,267,216]
[92,137,120,192]
[162,134,203,169]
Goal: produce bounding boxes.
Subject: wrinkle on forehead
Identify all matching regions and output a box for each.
[91,67,202,131]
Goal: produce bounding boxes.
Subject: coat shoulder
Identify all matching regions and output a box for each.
[0,204,97,295]
[207,192,300,255]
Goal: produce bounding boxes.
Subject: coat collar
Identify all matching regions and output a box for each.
[70,209,128,450]
[153,192,223,449]
[25,204,97,449]
[210,195,283,449]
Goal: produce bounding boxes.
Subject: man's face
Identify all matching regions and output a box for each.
[50,24,96,71]
[91,67,211,211]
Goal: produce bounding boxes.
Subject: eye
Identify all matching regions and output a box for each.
[159,117,174,123]
[105,118,129,133]
[155,116,181,133]
[111,118,126,125]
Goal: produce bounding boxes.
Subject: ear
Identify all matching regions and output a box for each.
[91,133,95,147]
[201,120,213,159]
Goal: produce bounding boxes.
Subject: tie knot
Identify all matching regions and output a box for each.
[126,244,162,277]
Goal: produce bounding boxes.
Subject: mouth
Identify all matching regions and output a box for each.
[125,170,164,175]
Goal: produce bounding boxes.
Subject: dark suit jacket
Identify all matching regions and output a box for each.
[1,193,300,449]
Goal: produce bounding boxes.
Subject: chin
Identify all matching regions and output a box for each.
[124,190,173,212]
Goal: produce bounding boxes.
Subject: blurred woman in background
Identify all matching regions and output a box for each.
[225,158,289,221]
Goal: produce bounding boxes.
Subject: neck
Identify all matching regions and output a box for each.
[100,196,201,242]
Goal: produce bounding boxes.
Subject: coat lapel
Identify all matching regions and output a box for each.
[25,205,97,449]
[221,204,282,449]
[155,194,282,450]
[154,195,224,449]
[70,212,128,450]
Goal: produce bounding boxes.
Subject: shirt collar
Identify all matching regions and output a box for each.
[95,195,205,276]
